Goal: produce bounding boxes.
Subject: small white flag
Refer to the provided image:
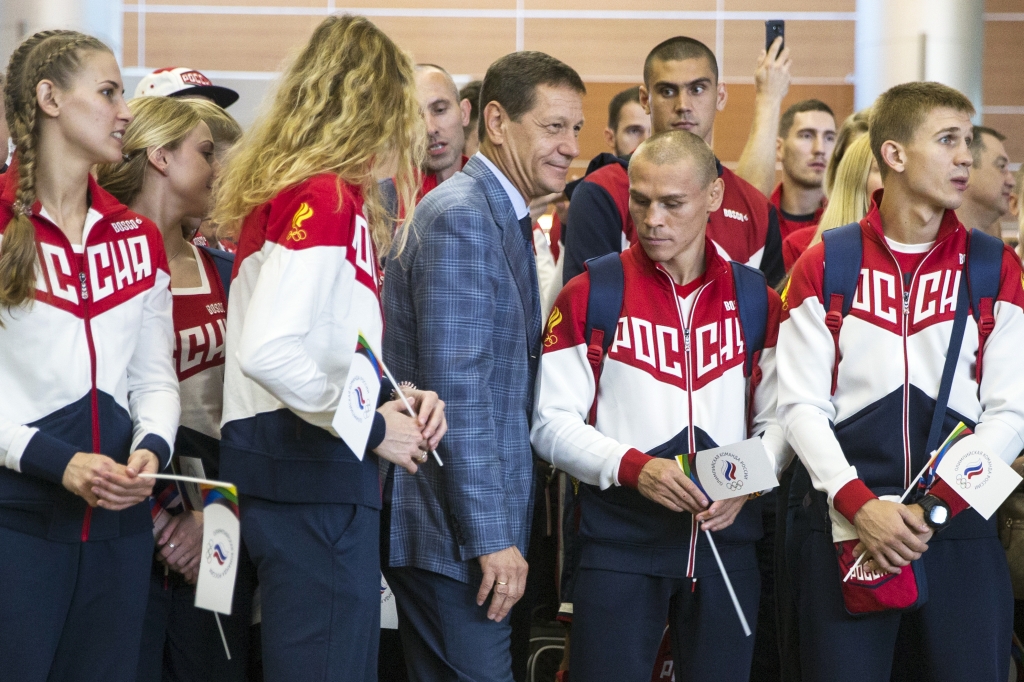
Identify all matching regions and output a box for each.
[332,331,383,460]
[935,434,1021,520]
[681,438,779,502]
[380,574,398,629]
[194,481,241,615]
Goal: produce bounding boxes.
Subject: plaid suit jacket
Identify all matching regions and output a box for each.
[382,155,542,584]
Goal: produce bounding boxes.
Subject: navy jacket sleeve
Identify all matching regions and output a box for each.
[563,180,625,285]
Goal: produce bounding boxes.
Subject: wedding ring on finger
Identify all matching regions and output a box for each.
[168,543,176,549]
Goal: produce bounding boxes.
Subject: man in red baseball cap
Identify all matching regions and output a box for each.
[134,67,239,108]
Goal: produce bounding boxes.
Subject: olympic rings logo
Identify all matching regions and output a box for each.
[726,480,744,491]
[955,475,972,489]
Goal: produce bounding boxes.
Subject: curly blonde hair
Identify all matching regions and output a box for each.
[212,15,424,255]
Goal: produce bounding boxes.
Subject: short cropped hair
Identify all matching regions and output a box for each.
[869,82,975,176]
[460,79,482,127]
[779,99,835,138]
[478,52,585,138]
[644,36,718,87]
[608,86,641,130]
[970,125,1007,166]
[629,129,717,189]
[416,63,460,101]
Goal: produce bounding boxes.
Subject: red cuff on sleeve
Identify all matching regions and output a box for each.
[833,479,878,524]
[617,449,654,489]
[929,478,971,517]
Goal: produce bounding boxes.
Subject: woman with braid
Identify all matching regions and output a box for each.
[0,31,179,681]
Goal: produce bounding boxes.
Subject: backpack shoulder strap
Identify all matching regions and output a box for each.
[820,222,864,395]
[583,252,625,425]
[730,262,768,378]
[198,245,235,298]
[966,228,1003,383]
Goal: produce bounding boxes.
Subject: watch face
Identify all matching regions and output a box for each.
[930,504,949,526]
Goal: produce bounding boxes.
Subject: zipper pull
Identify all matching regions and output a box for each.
[902,290,909,316]
[684,328,691,352]
[79,272,89,301]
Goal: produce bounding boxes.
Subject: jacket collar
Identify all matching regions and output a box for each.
[861,188,964,247]
[625,233,730,288]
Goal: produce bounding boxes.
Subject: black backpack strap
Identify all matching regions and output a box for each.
[821,223,864,395]
[966,229,1003,384]
[198,245,235,298]
[583,252,625,425]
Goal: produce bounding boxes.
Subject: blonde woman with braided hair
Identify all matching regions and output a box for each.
[0,30,179,682]
[215,15,446,681]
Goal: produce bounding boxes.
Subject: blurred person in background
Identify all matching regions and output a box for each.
[460,79,483,157]
[770,100,836,240]
[416,64,470,197]
[783,134,882,271]
[605,86,651,157]
[957,126,1015,238]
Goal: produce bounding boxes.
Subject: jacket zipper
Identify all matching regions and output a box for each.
[880,241,939,490]
[659,267,711,582]
[78,266,101,541]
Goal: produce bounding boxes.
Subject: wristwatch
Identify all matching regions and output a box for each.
[917,495,951,531]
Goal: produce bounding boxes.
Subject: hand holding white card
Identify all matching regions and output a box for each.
[935,434,1022,520]
[693,438,779,501]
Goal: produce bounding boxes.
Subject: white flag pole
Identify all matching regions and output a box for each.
[139,472,235,488]
[704,529,751,637]
[373,352,443,467]
[214,613,232,660]
[842,450,938,582]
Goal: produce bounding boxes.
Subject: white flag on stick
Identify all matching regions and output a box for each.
[936,434,1021,520]
[332,330,383,460]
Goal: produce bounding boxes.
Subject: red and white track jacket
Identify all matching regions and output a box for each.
[778,197,1024,536]
[220,174,385,506]
[0,162,179,541]
[531,240,790,577]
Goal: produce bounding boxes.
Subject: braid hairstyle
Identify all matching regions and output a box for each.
[0,30,111,314]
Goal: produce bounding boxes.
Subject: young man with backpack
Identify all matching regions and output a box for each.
[531,130,790,682]
[778,81,1024,682]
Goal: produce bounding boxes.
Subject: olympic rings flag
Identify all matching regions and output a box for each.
[676,438,779,502]
[935,432,1022,520]
[333,330,383,460]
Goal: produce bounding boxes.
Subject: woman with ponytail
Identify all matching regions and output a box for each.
[96,96,255,682]
[214,15,446,681]
[0,31,179,681]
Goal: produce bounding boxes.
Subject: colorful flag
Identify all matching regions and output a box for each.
[675,452,709,498]
[332,330,383,460]
[195,481,241,615]
[920,422,972,491]
[935,433,1022,520]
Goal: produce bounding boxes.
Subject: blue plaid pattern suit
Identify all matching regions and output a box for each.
[382,154,542,584]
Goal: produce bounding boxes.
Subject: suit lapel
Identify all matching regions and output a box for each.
[463,157,542,353]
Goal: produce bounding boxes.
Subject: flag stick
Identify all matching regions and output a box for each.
[214,613,232,660]
[376,356,444,467]
[704,529,751,637]
[843,450,938,582]
[139,472,233,488]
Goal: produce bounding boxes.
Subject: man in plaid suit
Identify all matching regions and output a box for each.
[382,51,585,681]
